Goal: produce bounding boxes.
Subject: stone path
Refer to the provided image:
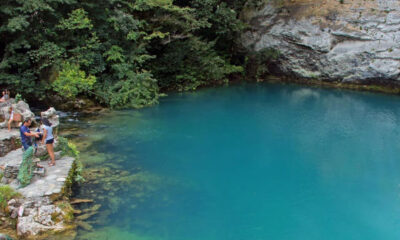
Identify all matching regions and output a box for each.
[0,148,23,166]
[0,129,19,141]
[0,141,75,198]
[9,156,75,198]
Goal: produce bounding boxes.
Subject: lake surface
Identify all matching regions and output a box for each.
[67,83,400,240]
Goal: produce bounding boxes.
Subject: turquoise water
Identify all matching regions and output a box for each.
[72,83,400,240]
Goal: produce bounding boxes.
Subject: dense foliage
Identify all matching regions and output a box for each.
[0,0,261,108]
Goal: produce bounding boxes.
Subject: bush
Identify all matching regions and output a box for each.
[0,185,19,211]
[15,93,23,102]
[56,137,84,183]
[56,137,79,158]
[53,62,96,99]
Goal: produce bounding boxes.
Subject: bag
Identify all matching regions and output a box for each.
[13,113,22,122]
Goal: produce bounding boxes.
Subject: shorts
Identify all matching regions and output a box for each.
[46,139,54,144]
[22,142,32,150]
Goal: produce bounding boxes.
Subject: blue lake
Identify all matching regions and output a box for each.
[71,83,400,240]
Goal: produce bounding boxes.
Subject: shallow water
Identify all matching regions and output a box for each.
[70,83,400,240]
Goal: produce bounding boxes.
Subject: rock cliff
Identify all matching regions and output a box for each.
[241,0,400,83]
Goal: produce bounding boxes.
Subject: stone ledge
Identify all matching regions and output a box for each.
[0,129,21,157]
[8,156,75,199]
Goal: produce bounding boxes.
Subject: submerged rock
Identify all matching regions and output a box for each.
[241,0,400,83]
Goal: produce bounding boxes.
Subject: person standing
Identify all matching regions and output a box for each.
[41,118,55,166]
[0,91,7,103]
[7,107,14,132]
[20,118,39,150]
[4,90,9,100]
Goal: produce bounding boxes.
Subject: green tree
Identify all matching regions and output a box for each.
[53,62,96,99]
[0,0,257,108]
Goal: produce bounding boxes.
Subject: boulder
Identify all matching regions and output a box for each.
[0,100,35,128]
[40,107,59,129]
[15,101,34,122]
[35,145,47,158]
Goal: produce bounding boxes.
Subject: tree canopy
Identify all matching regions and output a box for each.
[0,0,258,108]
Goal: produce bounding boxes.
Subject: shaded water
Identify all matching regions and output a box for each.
[66,83,400,239]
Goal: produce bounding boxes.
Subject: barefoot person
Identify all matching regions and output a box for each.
[20,118,39,150]
[41,118,55,166]
[7,107,14,131]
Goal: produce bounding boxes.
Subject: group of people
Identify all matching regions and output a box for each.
[1,89,56,167]
[20,118,56,167]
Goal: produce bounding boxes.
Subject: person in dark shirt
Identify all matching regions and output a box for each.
[20,118,39,150]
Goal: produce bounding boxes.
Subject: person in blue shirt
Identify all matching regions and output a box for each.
[20,118,40,150]
[41,118,55,166]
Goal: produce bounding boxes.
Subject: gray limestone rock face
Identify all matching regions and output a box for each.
[241,0,400,83]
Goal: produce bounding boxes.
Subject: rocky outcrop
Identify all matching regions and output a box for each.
[3,196,74,238]
[0,100,35,128]
[241,0,400,83]
[40,107,59,129]
[1,152,77,238]
[0,107,78,239]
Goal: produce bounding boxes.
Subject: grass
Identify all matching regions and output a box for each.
[0,185,20,211]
